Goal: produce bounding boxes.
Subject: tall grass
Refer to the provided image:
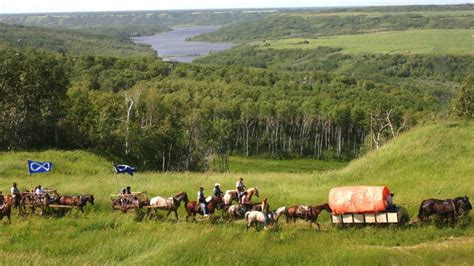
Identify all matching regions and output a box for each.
[0,122,473,265]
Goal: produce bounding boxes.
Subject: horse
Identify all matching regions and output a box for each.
[147,192,189,220]
[418,196,472,225]
[223,187,259,206]
[227,201,267,221]
[59,194,95,213]
[185,196,223,221]
[0,195,13,223]
[285,203,332,230]
[245,207,286,231]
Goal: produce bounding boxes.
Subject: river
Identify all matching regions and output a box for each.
[132,26,232,63]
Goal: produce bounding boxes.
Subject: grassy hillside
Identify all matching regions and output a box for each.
[193,7,474,42]
[0,122,473,264]
[0,23,156,57]
[257,29,474,55]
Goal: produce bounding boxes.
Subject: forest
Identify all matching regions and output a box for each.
[0,5,473,171]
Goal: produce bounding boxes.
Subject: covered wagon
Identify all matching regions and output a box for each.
[329,186,405,224]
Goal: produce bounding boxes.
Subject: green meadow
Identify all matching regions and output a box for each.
[0,122,473,265]
[258,29,474,55]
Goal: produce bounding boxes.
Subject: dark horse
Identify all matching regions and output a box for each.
[0,195,13,223]
[418,196,472,225]
[285,203,332,230]
[185,196,224,221]
[59,194,95,213]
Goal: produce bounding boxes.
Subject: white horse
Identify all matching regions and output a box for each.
[245,207,286,230]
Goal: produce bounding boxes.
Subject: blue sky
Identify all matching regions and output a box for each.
[0,0,472,14]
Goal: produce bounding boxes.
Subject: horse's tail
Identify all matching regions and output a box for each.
[418,201,425,219]
[244,211,251,221]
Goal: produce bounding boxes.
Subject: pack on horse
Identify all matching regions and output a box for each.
[223,187,259,207]
[0,195,13,223]
[418,196,472,225]
[59,194,95,213]
[186,196,224,221]
[285,203,332,230]
[227,199,268,221]
[147,192,189,220]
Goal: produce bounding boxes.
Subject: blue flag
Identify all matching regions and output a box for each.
[28,160,52,174]
[114,164,136,176]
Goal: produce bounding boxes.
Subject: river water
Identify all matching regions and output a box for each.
[132,26,232,63]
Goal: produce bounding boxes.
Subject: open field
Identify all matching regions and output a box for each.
[257,29,474,55]
[213,156,347,173]
[0,122,473,264]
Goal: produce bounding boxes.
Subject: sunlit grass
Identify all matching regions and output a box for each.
[0,121,473,264]
[258,29,474,55]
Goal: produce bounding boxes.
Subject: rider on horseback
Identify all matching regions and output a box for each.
[213,183,223,197]
[236,177,246,203]
[198,186,208,216]
[239,191,251,216]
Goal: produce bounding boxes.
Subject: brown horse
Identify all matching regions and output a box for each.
[186,196,223,221]
[147,192,189,220]
[59,194,95,213]
[285,203,332,230]
[418,196,472,225]
[0,195,13,223]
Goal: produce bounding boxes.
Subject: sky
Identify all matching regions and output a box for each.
[0,0,472,14]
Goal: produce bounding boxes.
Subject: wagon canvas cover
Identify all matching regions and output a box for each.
[329,186,390,214]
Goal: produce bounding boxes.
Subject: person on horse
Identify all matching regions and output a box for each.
[213,183,223,197]
[239,191,252,215]
[198,186,208,216]
[236,177,246,203]
[11,182,20,208]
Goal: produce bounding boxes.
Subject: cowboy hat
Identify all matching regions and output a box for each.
[215,183,220,187]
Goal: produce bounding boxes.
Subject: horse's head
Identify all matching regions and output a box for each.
[460,196,472,213]
[174,192,189,205]
[88,195,95,206]
[323,203,332,213]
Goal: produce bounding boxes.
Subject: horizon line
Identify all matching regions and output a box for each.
[1,3,471,15]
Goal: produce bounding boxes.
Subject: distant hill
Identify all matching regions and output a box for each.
[0,23,156,57]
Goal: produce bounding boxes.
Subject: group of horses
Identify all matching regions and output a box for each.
[120,187,334,230]
[0,190,95,222]
[2,186,471,230]
[115,186,472,230]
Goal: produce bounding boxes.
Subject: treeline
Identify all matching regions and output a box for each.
[0,10,270,39]
[2,48,462,171]
[193,11,474,42]
[0,23,156,58]
[195,46,474,83]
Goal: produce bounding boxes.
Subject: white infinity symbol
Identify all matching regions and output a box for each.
[30,162,51,172]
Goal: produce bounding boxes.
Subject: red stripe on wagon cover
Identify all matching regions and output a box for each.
[329,186,390,215]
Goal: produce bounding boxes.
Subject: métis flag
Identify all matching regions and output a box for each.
[114,164,136,176]
[27,160,53,174]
